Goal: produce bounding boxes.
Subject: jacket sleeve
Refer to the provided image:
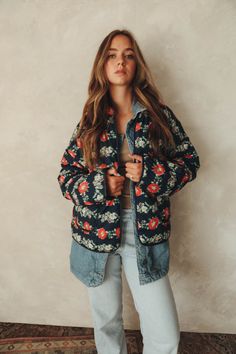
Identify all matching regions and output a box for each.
[57,124,107,206]
[137,105,200,198]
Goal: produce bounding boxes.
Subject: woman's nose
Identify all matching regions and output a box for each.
[116,56,125,66]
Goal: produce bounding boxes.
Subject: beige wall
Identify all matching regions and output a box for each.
[0,0,235,334]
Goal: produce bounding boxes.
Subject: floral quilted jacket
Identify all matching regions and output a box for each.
[57,99,200,258]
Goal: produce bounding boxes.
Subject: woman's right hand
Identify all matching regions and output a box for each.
[105,167,125,197]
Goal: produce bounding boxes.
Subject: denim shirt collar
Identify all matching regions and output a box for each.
[131,96,147,118]
[106,96,147,118]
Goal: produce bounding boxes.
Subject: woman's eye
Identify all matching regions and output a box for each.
[107,54,135,59]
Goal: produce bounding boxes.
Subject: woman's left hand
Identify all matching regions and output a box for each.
[125,154,143,182]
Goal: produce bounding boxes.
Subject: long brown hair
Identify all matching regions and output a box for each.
[74,29,175,170]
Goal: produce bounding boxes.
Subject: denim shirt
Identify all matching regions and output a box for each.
[70,98,170,287]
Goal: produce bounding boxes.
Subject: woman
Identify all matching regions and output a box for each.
[57,29,200,354]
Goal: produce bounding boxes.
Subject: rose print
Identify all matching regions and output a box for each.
[68,149,76,158]
[84,201,94,205]
[100,131,109,142]
[181,174,189,183]
[65,191,72,200]
[147,183,160,193]
[61,156,68,165]
[153,164,165,176]
[135,186,142,197]
[59,175,65,184]
[115,227,120,238]
[163,207,170,220]
[99,163,108,169]
[78,181,89,193]
[83,221,92,231]
[106,199,115,206]
[148,217,159,230]
[72,161,83,168]
[98,228,108,240]
[113,161,119,170]
[135,122,141,131]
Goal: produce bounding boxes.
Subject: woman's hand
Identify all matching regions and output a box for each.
[125,154,143,183]
[105,167,125,197]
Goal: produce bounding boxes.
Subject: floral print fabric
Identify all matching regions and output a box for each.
[57,104,200,252]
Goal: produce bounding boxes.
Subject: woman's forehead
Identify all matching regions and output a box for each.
[108,47,134,52]
[109,35,133,48]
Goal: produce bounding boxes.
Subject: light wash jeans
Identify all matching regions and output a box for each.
[87,208,180,354]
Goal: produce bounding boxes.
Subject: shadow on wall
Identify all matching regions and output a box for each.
[169,118,206,286]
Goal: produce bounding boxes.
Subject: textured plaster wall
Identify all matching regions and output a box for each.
[0,0,235,334]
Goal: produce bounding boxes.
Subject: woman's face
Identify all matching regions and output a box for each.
[104,35,136,88]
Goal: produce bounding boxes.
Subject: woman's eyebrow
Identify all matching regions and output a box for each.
[108,47,134,52]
